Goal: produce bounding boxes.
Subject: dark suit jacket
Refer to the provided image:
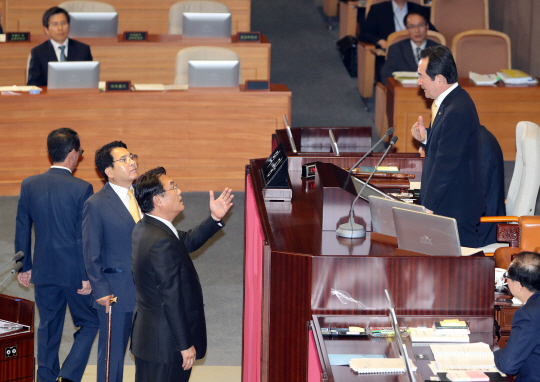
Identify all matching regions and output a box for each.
[360,1,435,46]
[420,85,485,247]
[131,214,223,363]
[380,38,438,85]
[27,38,93,87]
[15,168,93,286]
[495,292,540,382]
[477,125,505,246]
[83,183,137,312]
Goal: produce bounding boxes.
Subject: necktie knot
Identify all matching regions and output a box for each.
[127,189,141,223]
[59,45,66,62]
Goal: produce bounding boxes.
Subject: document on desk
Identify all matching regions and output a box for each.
[329,353,385,366]
[461,247,482,256]
[430,343,492,356]
[411,328,469,342]
[349,358,417,373]
[433,354,496,370]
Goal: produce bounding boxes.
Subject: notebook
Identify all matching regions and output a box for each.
[369,196,426,236]
[392,208,480,257]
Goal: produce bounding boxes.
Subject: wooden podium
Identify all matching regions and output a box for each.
[0,294,34,382]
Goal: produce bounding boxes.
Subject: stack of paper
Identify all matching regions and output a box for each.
[410,328,469,342]
[393,71,419,85]
[497,69,538,85]
[349,358,416,373]
[469,72,499,85]
[430,343,492,356]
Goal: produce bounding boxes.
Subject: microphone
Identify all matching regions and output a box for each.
[336,136,399,238]
[0,262,24,289]
[348,127,394,175]
[0,251,24,272]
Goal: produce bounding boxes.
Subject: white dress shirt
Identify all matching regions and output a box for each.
[50,38,69,61]
[392,1,408,32]
[50,165,72,173]
[108,182,142,216]
[146,214,179,239]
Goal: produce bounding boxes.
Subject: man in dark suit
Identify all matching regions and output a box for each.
[495,251,540,382]
[15,128,99,382]
[131,167,233,382]
[27,7,92,87]
[411,45,485,247]
[83,141,140,382]
[380,11,439,85]
[360,0,435,49]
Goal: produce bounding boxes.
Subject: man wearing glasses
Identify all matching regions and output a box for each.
[15,128,99,382]
[380,11,440,86]
[82,141,140,382]
[494,251,540,382]
[130,167,233,382]
[27,7,93,87]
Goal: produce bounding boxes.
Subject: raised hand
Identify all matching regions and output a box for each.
[209,188,234,221]
[411,115,427,142]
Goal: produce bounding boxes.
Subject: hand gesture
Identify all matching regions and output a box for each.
[77,280,93,295]
[411,115,427,142]
[17,270,31,288]
[209,188,234,221]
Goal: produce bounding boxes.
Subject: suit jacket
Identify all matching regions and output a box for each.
[495,292,540,382]
[15,168,93,286]
[420,85,485,247]
[27,38,93,87]
[131,214,223,363]
[380,38,439,85]
[360,1,435,46]
[477,125,505,246]
[83,182,137,312]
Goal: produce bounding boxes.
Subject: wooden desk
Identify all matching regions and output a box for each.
[0,34,270,86]
[243,158,494,382]
[386,77,540,160]
[0,85,290,195]
[2,0,251,35]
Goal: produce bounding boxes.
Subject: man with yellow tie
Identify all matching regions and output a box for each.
[411,45,485,247]
[83,141,141,382]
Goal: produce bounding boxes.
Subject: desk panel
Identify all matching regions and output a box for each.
[387,78,540,160]
[4,0,250,35]
[0,86,290,195]
[0,35,270,86]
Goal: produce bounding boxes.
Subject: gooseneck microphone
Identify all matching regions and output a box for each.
[336,136,399,238]
[0,251,24,272]
[0,262,23,289]
[348,127,394,175]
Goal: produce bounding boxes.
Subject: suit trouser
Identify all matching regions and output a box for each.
[96,309,133,382]
[34,284,99,382]
[134,357,192,382]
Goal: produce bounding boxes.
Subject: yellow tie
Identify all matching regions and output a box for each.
[431,101,438,126]
[127,189,141,223]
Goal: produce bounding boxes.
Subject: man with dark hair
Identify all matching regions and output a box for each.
[15,128,99,382]
[495,251,540,382]
[27,6,93,86]
[411,45,485,247]
[131,167,233,382]
[380,11,439,85]
[82,141,140,382]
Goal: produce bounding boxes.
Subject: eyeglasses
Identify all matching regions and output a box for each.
[49,21,68,28]
[162,183,178,193]
[406,23,428,30]
[77,149,84,156]
[112,153,138,164]
[503,272,513,282]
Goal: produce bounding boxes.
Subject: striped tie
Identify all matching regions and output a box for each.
[59,46,66,62]
[127,189,141,223]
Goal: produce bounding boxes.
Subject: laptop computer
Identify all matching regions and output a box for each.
[392,207,480,256]
[368,196,426,236]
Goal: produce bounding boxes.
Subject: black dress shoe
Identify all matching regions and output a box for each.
[56,377,75,382]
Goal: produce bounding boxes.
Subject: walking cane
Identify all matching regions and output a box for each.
[105,297,118,382]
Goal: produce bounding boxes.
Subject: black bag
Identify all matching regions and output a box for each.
[336,35,358,78]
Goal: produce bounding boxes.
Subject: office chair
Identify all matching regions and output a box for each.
[169,0,230,35]
[174,46,241,85]
[59,1,116,12]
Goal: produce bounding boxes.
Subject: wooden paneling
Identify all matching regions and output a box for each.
[386,78,540,160]
[0,34,270,86]
[0,86,291,195]
[4,0,251,35]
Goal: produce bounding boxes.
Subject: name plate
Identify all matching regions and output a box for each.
[123,31,148,41]
[245,80,269,91]
[106,81,131,91]
[7,32,30,42]
[238,32,260,42]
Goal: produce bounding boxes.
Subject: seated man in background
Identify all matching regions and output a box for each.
[494,251,540,382]
[27,7,92,86]
[380,11,439,85]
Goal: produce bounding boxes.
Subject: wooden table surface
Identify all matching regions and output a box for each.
[0,85,291,195]
[386,77,540,160]
[0,34,270,86]
[1,0,251,35]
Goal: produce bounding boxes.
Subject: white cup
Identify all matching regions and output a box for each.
[495,268,507,289]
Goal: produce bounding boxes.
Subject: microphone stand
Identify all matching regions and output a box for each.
[0,251,24,272]
[347,127,394,175]
[0,263,23,289]
[336,136,399,238]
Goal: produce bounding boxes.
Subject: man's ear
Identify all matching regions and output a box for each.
[43,26,50,36]
[153,194,163,208]
[104,166,113,180]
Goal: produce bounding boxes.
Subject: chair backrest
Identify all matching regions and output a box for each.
[169,0,230,35]
[452,29,511,78]
[431,0,488,45]
[385,30,446,56]
[506,121,540,216]
[59,1,116,12]
[174,46,241,85]
[366,0,423,17]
